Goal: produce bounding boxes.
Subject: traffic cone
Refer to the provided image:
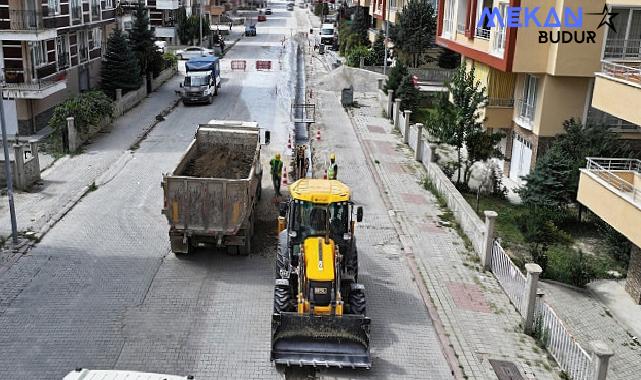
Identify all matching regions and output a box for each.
[282,165,288,186]
[287,136,292,149]
[316,130,321,141]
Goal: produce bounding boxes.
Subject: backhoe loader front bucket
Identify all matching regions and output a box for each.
[271,312,371,368]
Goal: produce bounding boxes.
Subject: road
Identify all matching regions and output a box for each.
[0,3,452,379]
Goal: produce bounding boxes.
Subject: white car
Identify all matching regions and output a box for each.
[175,46,215,60]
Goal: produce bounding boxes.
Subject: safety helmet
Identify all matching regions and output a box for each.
[330,153,336,161]
[275,153,281,160]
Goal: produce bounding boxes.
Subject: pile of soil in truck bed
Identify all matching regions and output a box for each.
[183,146,253,179]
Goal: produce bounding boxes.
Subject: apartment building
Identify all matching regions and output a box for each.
[435,0,641,183]
[578,2,641,303]
[0,0,117,136]
[117,0,182,43]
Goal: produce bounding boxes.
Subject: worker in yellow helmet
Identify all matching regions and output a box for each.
[327,152,338,180]
[270,153,283,197]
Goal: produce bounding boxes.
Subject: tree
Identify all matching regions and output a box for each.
[394,0,436,67]
[396,74,420,114]
[516,207,572,273]
[350,6,369,47]
[427,65,487,186]
[383,62,408,93]
[518,118,630,210]
[176,6,196,45]
[129,0,155,78]
[463,129,505,187]
[371,32,385,66]
[346,45,371,67]
[438,48,460,69]
[101,28,141,98]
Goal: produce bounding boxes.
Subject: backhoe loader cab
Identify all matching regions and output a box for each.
[272,179,370,369]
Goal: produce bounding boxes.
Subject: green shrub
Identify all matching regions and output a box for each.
[48,91,113,135]
[346,45,371,67]
[383,62,408,92]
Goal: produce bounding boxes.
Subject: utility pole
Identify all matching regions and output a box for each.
[199,0,203,47]
[383,0,391,75]
[0,96,18,245]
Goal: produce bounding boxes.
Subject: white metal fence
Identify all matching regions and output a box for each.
[490,241,527,313]
[535,299,593,380]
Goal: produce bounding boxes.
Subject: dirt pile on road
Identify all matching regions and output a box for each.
[183,145,253,179]
[316,66,384,92]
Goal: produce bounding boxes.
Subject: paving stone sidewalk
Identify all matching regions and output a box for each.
[540,282,641,380]
[0,75,181,247]
[346,93,561,380]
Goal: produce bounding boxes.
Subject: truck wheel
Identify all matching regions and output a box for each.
[226,245,238,255]
[170,234,189,255]
[345,248,359,281]
[348,288,366,315]
[274,285,293,313]
[239,217,254,256]
[208,94,213,104]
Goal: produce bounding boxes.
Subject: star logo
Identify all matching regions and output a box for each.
[587,5,619,33]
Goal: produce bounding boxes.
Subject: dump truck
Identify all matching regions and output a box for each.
[162,121,269,255]
[271,179,370,368]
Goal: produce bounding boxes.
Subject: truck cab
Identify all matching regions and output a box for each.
[180,56,220,105]
[320,23,336,46]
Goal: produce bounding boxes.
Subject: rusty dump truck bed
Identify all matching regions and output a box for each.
[162,121,262,254]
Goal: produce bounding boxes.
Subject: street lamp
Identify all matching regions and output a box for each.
[0,92,18,245]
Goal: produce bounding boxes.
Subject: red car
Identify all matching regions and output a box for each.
[257,14,267,22]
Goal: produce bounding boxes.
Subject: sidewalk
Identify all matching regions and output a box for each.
[0,75,181,252]
[540,280,641,380]
[345,92,560,380]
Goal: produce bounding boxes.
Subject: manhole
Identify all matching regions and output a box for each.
[489,359,525,380]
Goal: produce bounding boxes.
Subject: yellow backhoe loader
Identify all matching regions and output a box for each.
[271,179,370,368]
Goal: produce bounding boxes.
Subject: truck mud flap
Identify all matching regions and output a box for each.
[271,312,371,369]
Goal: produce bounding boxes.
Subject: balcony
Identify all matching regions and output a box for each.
[475,27,490,40]
[484,98,514,129]
[0,10,57,41]
[592,60,641,126]
[577,158,641,248]
[1,69,67,100]
[514,98,535,130]
[156,0,181,9]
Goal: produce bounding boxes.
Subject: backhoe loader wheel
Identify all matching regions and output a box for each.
[275,245,288,278]
[345,249,359,281]
[274,285,292,313]
[348,288,366,315]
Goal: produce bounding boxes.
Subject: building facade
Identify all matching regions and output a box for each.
[1,0,117,136]
[435,0,640,183]
[578,1,641,303]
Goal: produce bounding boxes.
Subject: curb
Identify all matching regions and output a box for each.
[346,108,465,380]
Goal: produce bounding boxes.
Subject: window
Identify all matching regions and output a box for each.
[442,0,455,37]
[520,75,537,121]
[475,0,493,39]
[389,0,397,9]
[456,0,468,34]
[604,8,641,59]
[91,0,100,20]
[32,41,47,68]
[56,35,69,69]
[71,0,81,20]
[105,0,114,9]
[492,3,508,54]
[93,28,102,49]
[78,31,88,62]
[48,0,61,16]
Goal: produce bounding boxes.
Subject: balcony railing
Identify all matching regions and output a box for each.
[71,6,82,20]
[516,98,535,121]
[601,60,641,85]
[585,157,641,204]
[487,98,514,108]
[8,10,45,30]
[603,38,641,60]
[475,27,490,40]
[1,68,66,92]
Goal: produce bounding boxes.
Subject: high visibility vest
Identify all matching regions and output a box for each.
[270,159,283,178]
[328,162,337,179]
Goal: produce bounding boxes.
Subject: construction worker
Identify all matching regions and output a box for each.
[327,153,338,180]
[270,153,284,197]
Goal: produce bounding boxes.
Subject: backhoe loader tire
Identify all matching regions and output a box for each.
[274,285,292,313]
[275,234,288,278]
[348,288,366,315]
[345,249,359,281]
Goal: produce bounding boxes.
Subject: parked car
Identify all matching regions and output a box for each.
[175,47,215,60]
[245,24,257,36]
[265,8,272,14]
[286,3,294,10]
